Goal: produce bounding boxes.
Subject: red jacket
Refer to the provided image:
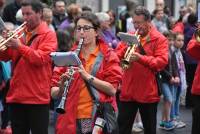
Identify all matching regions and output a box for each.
[0,21,57,104]
[187,37,200,95]
[116,26,168,103]
[172,22,184,34]
[51,39,122,134]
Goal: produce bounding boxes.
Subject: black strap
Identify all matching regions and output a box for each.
[138,40,163,96]
[138,42,146,55]
[27,34,38,46]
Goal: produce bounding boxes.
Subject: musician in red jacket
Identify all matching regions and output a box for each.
[187,31,200,134]
[0,1,57,134]
[51,11,122,134]
[116,6,168,134]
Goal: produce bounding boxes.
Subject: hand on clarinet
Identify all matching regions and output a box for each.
[73,65,91,81]
[58,72,70,88]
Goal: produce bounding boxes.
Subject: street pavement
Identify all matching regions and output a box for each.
[155,103,192,134]
[48,101,192,134]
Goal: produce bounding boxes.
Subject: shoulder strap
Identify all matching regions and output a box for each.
[138,42,146,55]
[84,52,103,119]
[85,52,103,102]
[27,34,38,46]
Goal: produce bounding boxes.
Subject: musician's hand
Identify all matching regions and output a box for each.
[174,76,180,85]
[72,65,91,81]
[58,72,70,88]
[169,77,175,84]
[77,64,90,80]
[6,38,21,49]
[130,52,141,62]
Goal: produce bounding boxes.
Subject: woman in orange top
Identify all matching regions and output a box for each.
[51,11,122,134]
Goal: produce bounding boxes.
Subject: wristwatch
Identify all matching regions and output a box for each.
[88,76,94,84]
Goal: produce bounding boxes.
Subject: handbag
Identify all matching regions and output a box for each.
[155,72,162,96]
[94,102,118,134]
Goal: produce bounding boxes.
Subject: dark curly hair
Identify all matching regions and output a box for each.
[21,0,43,13]
[74,11,100,31]
[134,6,151,21]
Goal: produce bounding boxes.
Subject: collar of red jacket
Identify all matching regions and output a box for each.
[24,21,50,35]
[148,25,165,41]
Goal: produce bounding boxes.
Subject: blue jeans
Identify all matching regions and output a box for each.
[161,82,176,103]
[171,86,181,119]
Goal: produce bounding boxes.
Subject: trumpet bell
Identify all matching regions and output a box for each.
[0,21,26,51]
[120,30,140,70]
[121,59,130,70]
[195,28,200,42]
[56,107,66,114]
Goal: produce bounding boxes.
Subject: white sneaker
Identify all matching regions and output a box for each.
[180,96,186,106]
[175,121,186,128]
[132,125,143,133]
[135,122,144,129]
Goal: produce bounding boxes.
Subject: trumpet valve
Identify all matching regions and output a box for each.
[7,31,13,37]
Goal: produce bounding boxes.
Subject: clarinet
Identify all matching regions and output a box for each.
[56,38,84,114]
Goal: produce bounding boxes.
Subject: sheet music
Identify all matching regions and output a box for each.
[118,32,139,46]
[50,51,82,67]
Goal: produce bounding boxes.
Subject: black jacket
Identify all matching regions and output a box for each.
[160,46,179,82]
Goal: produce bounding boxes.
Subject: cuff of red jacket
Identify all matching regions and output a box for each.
[18,44,29,55]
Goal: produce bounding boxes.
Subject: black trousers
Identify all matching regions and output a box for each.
[1,80,10,129]
[117,101,158,134]
[9,103,49,134]
[192,95,200,134]
[1,102,10,129]
[185,64,197,108]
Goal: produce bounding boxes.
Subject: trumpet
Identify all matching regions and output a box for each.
[0,21,27,51]
[121,30,140,70]
[195,28,200,42]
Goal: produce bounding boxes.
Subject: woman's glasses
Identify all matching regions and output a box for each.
[76,25,94,32]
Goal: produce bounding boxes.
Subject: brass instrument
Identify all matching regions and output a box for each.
[195,28,200,42]
[56,38,84,114]
[0,22,27,51]
[121,30,140,70]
